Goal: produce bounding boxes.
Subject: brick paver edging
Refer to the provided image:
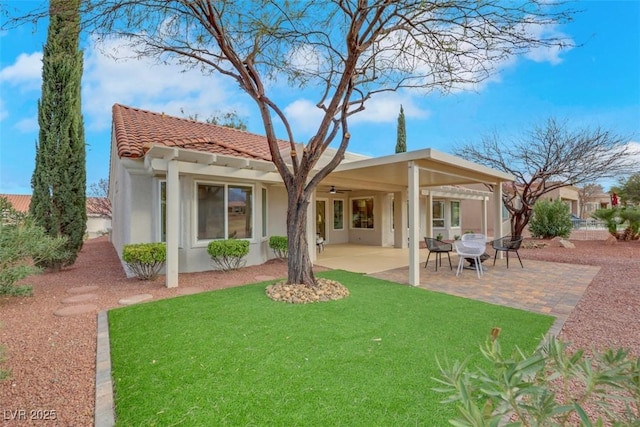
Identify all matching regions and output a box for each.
[95,311,115,427]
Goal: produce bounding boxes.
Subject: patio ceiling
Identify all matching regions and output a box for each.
[321,148,514,191]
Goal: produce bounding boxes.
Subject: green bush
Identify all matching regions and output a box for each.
[435,335,640,426]
[268,236,288,258]
[592,206,640,241]
[0,217,68,296]
[528,199,572,238]
[122,243,166,280]
[207,239,250,271]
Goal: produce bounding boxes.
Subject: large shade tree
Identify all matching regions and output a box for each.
[29,0,86,268]
[10,0,578,286]
[455,118,636,237]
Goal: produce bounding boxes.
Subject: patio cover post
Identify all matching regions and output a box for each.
[408,161,420,286]
[393,190,408,248]
[493,184,504,257]
[165,157,179,288]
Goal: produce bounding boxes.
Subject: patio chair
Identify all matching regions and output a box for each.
[491,235,523,268]
[454,240,485,278]
[424,237,452,271]
[461,233,487,246]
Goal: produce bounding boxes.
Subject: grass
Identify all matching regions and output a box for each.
[108,270,554,426]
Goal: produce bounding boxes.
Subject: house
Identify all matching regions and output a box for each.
[0,194,111,238]
[109,104,514,287]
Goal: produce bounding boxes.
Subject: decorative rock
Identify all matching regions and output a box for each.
[54,304,98,317]
[266,278,350,304]
[118,294,153,306]
[67,285,99,294]
[61,293,98,304]
[558,239,575,249]
[604,235,617,245]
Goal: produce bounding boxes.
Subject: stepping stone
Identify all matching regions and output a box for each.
[67,285,99,294]
[118,294,153,306]
[54,304,98,317]
[61,293,98,304]
[255,275,276,281]
[176,287,204,296]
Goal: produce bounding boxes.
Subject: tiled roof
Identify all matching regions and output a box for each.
[0,194,110,217]
[113,104,289,161]
[0,194,31,213]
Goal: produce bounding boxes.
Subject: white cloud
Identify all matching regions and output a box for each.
[15,117,38,133]
[0,52,42,89]
[82,36,248,131]
[522,21,573,65]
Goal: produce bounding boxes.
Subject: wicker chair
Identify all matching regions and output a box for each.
[424,237,452,271]
[491,235,523,268]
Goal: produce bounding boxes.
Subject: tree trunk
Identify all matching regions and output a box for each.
[510,210,531,238]
[286,186,316,286]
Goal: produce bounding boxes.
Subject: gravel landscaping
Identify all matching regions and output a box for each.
[0,236,638,426]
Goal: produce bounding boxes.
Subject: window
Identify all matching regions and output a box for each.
[450,201,460,228]
[432,200,445,228]
[351,197,374,229]
[261,188,267,238]
[160,181,166,242]
[197,183,253,241]
[333,199,344,230]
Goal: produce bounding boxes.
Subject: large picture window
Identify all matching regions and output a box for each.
[351,197,374,229]
[432,200,445,228]
[197,183,253,240]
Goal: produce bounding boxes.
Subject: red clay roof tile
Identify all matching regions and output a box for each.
[0,194,110,216]
[113,104,289,161]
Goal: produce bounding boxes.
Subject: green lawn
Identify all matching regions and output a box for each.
[108,270,554,426]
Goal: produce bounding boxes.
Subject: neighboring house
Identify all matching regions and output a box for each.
[0,194,112,238]
[109,104,514,287]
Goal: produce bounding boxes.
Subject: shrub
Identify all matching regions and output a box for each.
[207,239,250,271]
[435,335,640,426]
[122,243,166,280]
[269,236,288,258]
[0,217,68,296]
[592,206,640,241]
[528,199,572,238]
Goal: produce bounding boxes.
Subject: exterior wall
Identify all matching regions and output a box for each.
[109,154,133,261]
[86,216,111,238]
[112,158,286,275]
[459,184,502,238]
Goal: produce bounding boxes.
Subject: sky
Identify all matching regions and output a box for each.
[1,1,639,195]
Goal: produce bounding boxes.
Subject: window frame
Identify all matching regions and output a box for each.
[350,196,375,230]
[194,180,255,245]
[432,200,445,228]
[450,200,461,228]
[332,199,344,231]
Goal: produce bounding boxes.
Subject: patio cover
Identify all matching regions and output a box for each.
[144,145,513,287]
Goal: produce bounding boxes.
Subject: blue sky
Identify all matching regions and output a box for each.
[1,1,639,195]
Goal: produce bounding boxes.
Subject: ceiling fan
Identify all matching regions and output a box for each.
[328,186,351,194]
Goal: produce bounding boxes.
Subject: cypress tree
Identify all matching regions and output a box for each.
[30,0,86,268]
[395,105,406,153]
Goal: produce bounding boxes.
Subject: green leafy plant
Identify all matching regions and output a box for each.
[122,243,166,280]
[268,235,288,258]
[207,239,250,271]
[434,335,640,426]
[528,199,572,238]
[592,206,640,241]
[0,200,69,296]
[436,233,444,241]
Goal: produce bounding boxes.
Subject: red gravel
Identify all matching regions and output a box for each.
[0,236,638,426]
